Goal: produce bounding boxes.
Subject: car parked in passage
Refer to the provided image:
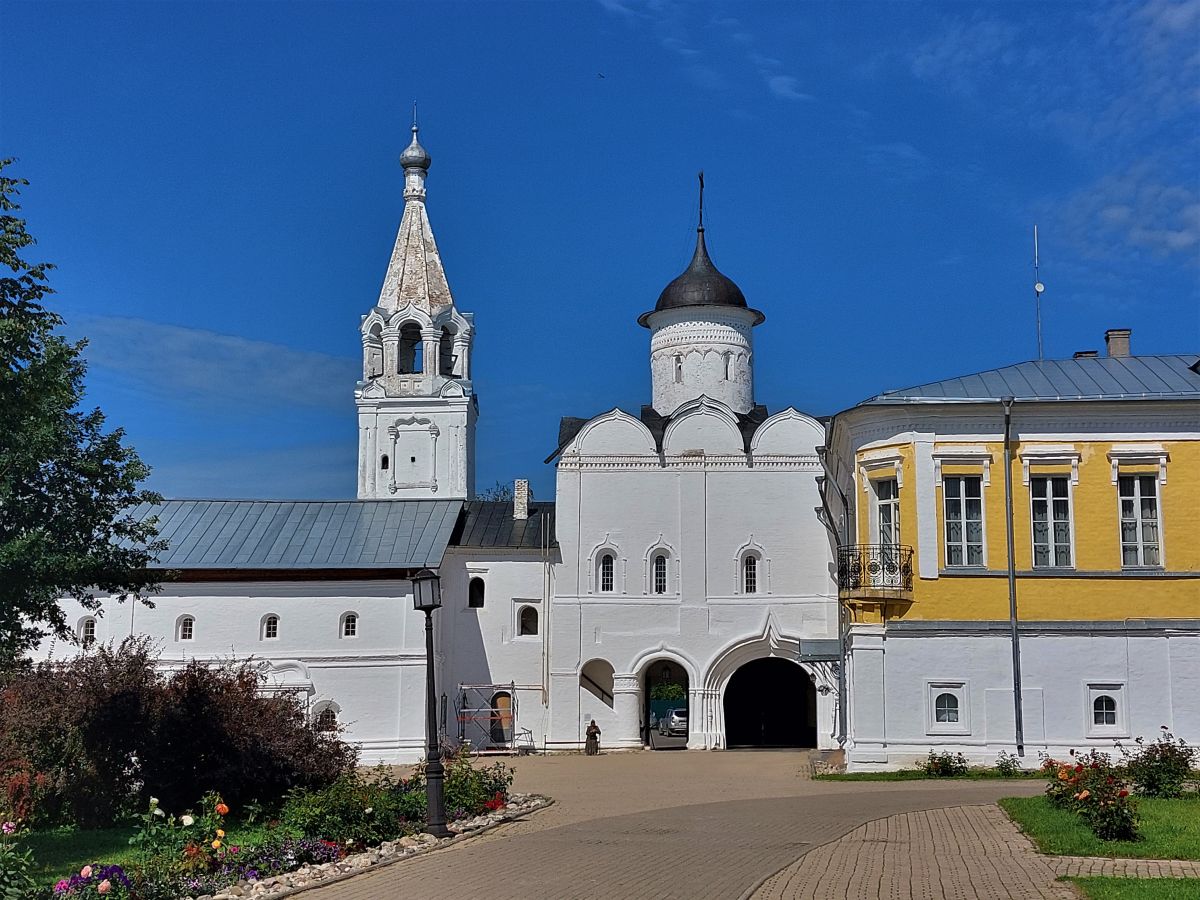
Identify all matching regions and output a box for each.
[658,708,688,736]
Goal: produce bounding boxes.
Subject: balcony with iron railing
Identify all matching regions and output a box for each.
[837,544,914,601]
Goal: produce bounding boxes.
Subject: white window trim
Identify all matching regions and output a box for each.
[1085,682,1128,738]
[176,615,195,642]
[932,448,992,487]
[260,613,281,641]
[642,536,679,597]
[514,599,541,640]
[926,681,970,735]
[1028,474,1076,570]
[78,616,97,644]
[1107,445,1168,485]
[1020,445,1081,485]
[732,536,770,595]
[312,699,342,733]
[1116,473,1165,569]
[859,451,904,494]
[869,477,901,546]
[339,611,359,639]
[941,473,987,568]
[588,536,624,595]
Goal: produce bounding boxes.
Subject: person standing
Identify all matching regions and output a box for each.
[585,720,601,755]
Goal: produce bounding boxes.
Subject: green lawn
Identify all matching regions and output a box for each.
[23,822,275,883]
[1068,877,1200,899]
[816,768,1038,782]
[1000,796,1200,860]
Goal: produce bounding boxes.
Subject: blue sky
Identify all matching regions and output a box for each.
[4,0,1198,500]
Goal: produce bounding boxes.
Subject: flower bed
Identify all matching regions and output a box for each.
[6,750,534,900]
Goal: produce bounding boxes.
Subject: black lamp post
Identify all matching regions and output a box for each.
[411,568,451,838]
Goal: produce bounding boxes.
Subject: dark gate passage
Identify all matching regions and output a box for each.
[724,657,816,748]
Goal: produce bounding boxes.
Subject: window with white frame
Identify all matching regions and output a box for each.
[1031,476,1073,568]
[340,613,358,638]
[79,617,96,646]
[262,614,279,640]
[1087,683,1126,737]
[177,615,195,642]
[927,682,969,734]
[652,553,668,595]
[742,554,759,594]
[943,475,984,567]
[314,706,339,732]
[874,478,900,546]
[468,577,486,608]
[599,553,615,592]
[1118,475,1161,567]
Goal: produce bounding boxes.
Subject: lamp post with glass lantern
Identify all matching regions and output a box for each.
[411,568,451,838]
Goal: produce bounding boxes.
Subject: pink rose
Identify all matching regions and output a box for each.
[80,866,92,879]
[97,880,111,895]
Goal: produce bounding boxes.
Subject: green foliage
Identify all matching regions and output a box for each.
[994,750,1024,778]
[440,750,514,819]
[917,750,969,777]
[1121,728,1197,799]
[1069,877,1200,899]
[648,682,686,703]
[0,832,40,900]
[0,641,356,828]
[0,160,165,663]
[280,769,426,847]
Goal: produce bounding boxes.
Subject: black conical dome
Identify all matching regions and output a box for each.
[638,228,763,327]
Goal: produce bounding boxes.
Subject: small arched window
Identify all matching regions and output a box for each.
[742,555,758,594]
[398,322,423,374]
[178,616,195,641]
[723,353,732,381]
[381,454,389,471]
[674,355,683,384]
[262,615,279,640]
[341,613,358,638]
[653,554,668,595]
[599,554,615,593]
[314,706,338,733]
[518,605,539,636]
[1093,695,1117,726]
[469,577,485,609]
[439,326,457,377]
[935,693,959,723]
[79,617,96,646]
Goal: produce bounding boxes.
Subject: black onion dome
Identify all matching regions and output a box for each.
[400,125,432,171]
[638,228,764,327]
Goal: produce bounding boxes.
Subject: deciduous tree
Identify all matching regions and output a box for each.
[0,160,165,661]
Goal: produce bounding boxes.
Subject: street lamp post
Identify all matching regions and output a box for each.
[411,568,451,838]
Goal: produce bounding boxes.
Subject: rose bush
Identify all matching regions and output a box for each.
[1040,749,1138,841]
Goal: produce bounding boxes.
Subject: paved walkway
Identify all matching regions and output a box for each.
[306,751,1052,900]
[754,804,1075,900]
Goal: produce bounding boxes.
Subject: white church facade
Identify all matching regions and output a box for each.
[48,127,1199,768]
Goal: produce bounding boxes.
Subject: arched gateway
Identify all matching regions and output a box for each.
[723,658,816,747]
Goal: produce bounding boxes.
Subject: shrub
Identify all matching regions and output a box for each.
[1121,727,1197,799]
[0,640,356,827]
[1040,749,1139,841]
[280,769,425,847]
[0,823,40,900]
[918,750,968,777]
[649,682,686,703]
[441,750,514,819]
[994,750,1023,778]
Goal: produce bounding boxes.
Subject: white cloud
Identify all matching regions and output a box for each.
[65,314,358,413]
[766,75,813,102]
[909,15,1021,95]
[862,142,930,182]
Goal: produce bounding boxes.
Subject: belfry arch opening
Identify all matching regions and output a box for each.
[723,658,816,748]
[398,323,423,374]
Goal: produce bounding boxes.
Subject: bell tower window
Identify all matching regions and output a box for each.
[398,323,423,374]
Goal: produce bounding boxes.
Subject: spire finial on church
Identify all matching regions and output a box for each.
[400,101,432,174]
[698,169,705,232]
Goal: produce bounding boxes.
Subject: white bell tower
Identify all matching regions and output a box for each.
[355,121,477,499]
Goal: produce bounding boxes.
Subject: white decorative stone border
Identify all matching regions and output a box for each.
[187,794,553,900]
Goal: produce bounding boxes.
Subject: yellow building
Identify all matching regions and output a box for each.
[825,330,1200,770]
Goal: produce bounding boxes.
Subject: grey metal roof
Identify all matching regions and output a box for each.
[450,501,556,550]
[132,499,462,570]
[861,355,1200,405]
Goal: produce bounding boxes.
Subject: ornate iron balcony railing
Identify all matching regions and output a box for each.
[838,544,914,599]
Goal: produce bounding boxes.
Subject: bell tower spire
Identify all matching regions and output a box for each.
[355,118,477,500]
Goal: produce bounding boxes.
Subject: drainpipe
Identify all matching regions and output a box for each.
[1002,397,1025,757]
[816,440,850,747]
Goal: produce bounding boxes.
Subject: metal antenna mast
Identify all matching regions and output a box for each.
[1033,226,1046,361]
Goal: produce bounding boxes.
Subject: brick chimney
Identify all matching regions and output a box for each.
[513,479,529,520]
[1105,329,1131,358]
[1073,350,1099,359]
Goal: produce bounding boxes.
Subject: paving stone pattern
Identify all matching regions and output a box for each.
[754,804,1076,900]
[306,752,1046,900]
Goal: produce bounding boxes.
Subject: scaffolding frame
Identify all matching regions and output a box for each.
[456,682,519,751]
